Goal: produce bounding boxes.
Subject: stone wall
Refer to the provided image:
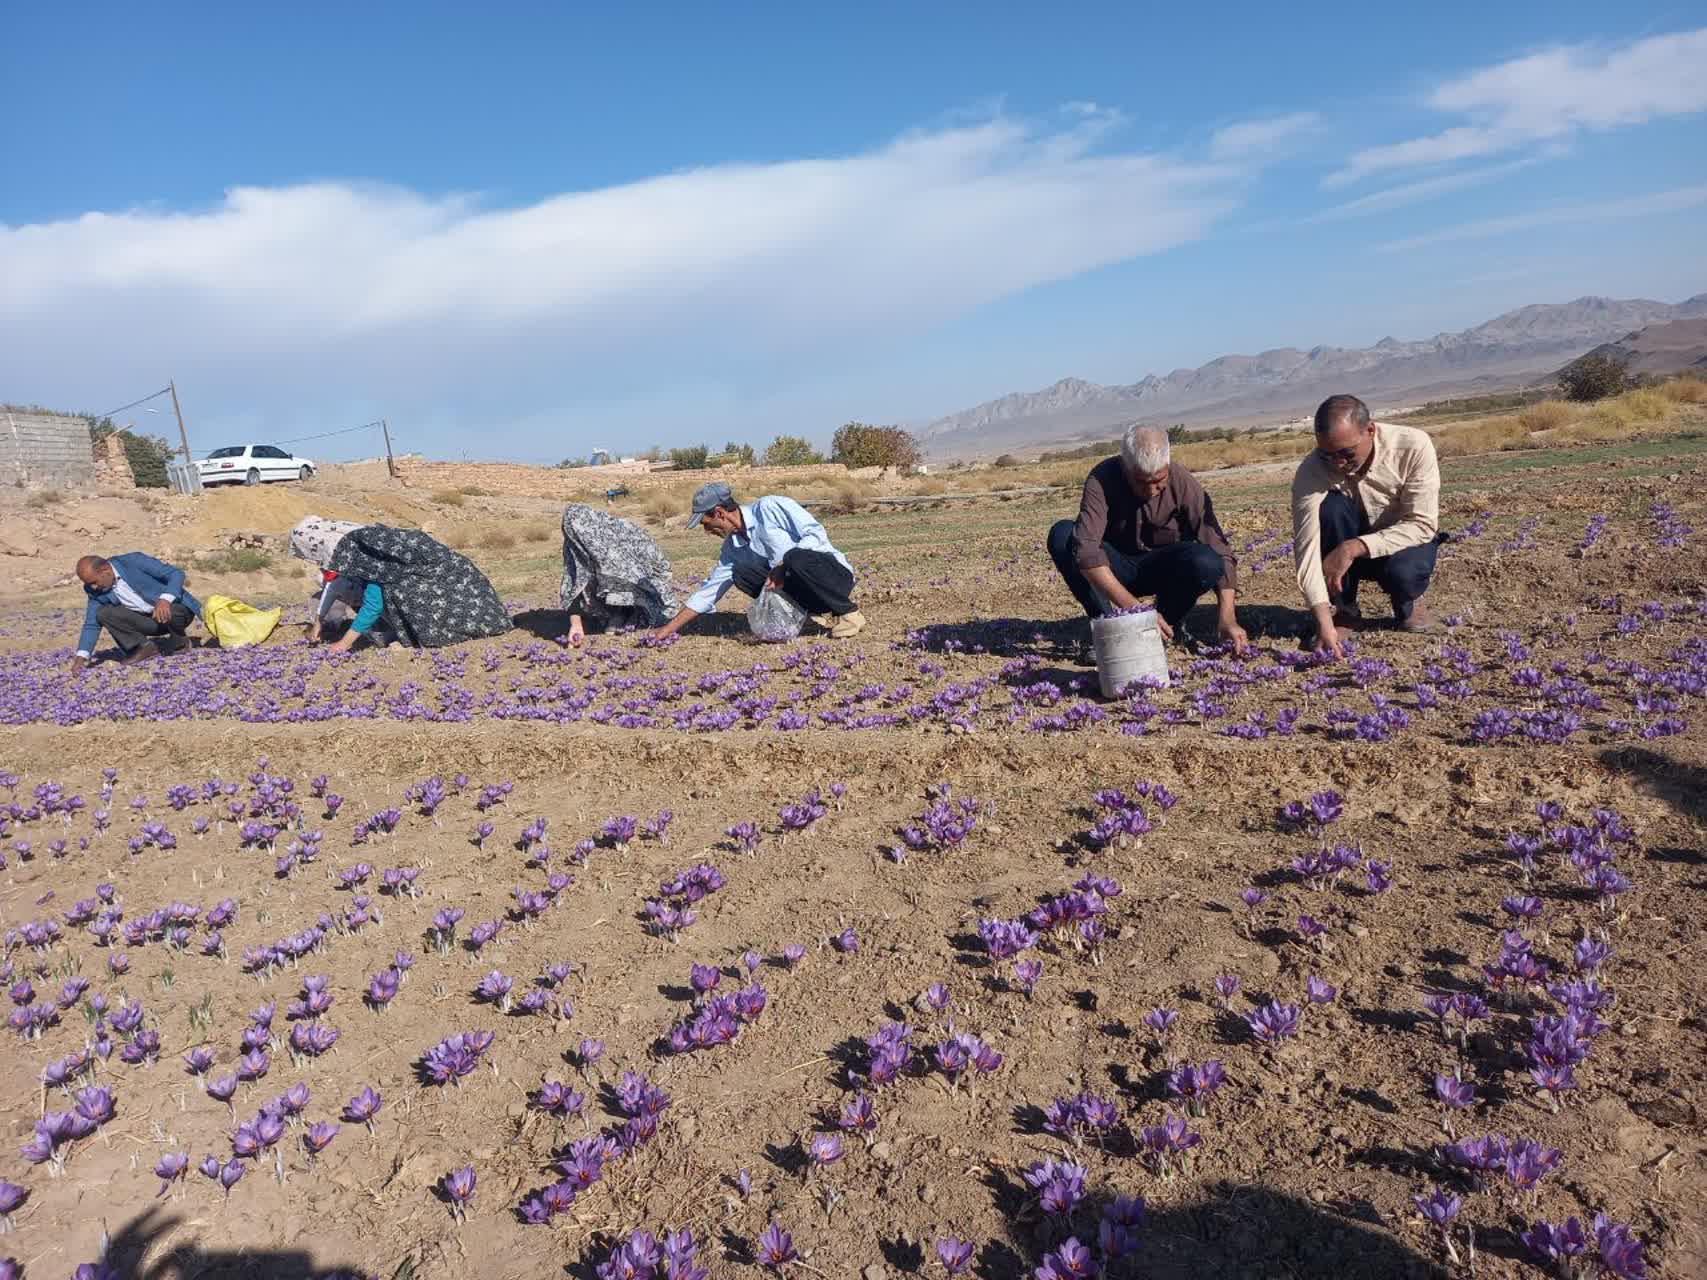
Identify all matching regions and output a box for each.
[93,434,137,490]
[393,459,852,499]
[1,409,97,491]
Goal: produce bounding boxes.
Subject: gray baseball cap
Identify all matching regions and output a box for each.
[685,481,735,528]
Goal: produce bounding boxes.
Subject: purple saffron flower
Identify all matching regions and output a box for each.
[1305,976,1337,1004]
[833,927,859,954]
[578,1038,605,1067]
[0,1180,28,1218]
[782,944,807,968]
[1434,1074,1477,1109]
[1035,1237,1097,1280]
[1523,1218,1589,1269]
[443,1164,476,1220]
[218,1158,245,1195]
[808,1132,844,1166]
[153,1151,189,1196]
[934,1237,975,1275]
[303,1122,339,1156]
[1246,1001,1302,1045]
[1012,959,1042,995]
[757,1223,798,1268]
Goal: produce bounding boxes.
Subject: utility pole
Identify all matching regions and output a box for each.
[168,380,191,462]
[381,418,397,478]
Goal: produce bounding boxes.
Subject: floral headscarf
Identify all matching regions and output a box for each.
[289,517,364,568]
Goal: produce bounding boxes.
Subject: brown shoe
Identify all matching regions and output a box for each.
[829,610,866,639]
[120,642,162,665]
[1398,600,1438,634]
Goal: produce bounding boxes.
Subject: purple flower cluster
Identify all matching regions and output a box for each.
[420,1030,495,1086]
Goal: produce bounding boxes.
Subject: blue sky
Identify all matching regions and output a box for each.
[3,2,1705,462]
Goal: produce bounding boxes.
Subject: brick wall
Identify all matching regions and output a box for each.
[1,409,97,491]
[393,459,853,499]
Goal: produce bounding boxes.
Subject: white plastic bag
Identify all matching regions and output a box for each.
[747,586,808,642]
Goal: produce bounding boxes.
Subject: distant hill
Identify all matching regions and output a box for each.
[921,294,1707,458]
[1575,317,1707,377]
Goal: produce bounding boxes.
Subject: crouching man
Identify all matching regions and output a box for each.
[653,483,866,641]
[1046,424,1247,651]
[70,553,202,668]
[1293,394,1443,657]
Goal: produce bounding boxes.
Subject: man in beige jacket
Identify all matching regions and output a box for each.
[1292,394,1443,657]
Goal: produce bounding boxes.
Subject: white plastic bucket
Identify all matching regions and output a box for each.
[1091,608,1169,697]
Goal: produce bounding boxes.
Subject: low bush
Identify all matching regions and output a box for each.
[26,490,67,508]
[479,528,518,551]
[432,490,466,507]
[195,548,274,574]
[1517,400,1574,432]
[1558,353,1629,402]
[1660,374,1707,404]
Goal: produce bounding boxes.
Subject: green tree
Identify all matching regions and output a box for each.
[721,440,757,466]
[762,435,823,466]
[830,422,923,471]
[1558,354,1629,402]
[668,444,711,471]
[1166,424,1188,444]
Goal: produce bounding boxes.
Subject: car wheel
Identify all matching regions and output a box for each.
[299,465,312,482]
[245,468,261,486]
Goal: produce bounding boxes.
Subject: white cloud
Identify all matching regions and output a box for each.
[1210,112,1321,158]
[1376,182,1707,252]
[1328,27,1707,186]
[0,113,1243,455]
[1308,154,1546,221]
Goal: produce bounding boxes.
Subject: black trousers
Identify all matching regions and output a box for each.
[1046,519,1225,627]
[730,548,857,616]
[98,602,194,656]
[1319,491,1441,617]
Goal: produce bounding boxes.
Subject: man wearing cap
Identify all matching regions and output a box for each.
[653,483,866,641]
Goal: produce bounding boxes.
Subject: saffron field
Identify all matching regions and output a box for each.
[0,443,1703,1279]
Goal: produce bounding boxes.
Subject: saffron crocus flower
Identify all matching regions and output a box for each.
[343,1087,382,1130]
[833,927,859,954]
[0,1179,27,1221]
[1035,1237,1097,1280]
[1245,1001,1302,1045]
[808,1132,844,1167]
[1296,915,1326,941]
[218,1159,245,1195]
[1212,974,1241,1006]
[578,1038,605,1067]
[1523,1218,1589,1270]
[1012,959,1042,995]
[1143,1007,1179,1040]
[1434,1074,1476,1110]
[782,944,807,968]
[442,1164,476,1221]
[154,1151,189,1196]
[1414,1187,1463,1263]
[838,1093,878,1135]
[689,964,721,996]
[1593,1215,1648,1280]
[923,982,951,1011]
[1023,1158,1088,1215]
[1305,976,1337,1004]
[757,1222,798,1267]
[1166,1061,1227,1117]
[303,1122,338,1157]
[934,1237,975,1275]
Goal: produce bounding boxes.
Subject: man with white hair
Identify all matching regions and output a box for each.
[1046,424,1247,652]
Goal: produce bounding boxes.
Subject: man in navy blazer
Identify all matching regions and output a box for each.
[72,553,203,668]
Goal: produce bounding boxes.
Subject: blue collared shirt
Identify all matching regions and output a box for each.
[684,496,852,614]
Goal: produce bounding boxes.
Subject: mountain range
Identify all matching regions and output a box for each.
[920,293,1707,458]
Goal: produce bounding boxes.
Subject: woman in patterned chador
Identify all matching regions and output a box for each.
[559,504,678,647]
[320,525,512,651]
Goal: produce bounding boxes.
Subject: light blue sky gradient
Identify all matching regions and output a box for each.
[3,3,1704,461]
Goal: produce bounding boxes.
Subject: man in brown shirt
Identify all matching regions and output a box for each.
[1047,424,1248,651]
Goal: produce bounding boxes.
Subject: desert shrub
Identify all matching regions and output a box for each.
[1558,353,1629,402]
[993,454,1021,468]
[521,522,553,543]
[1517,400,1574,432]
[762,435,824,466]
[828,480,875,512]
[480,528,518,551]
[1433,417,1532,457]
[195,548,274,574]
[1660,374,1707,404]
[458,485,491,498]
[668,445,710,471]
[1617,388,1672,422]
[912,477,949,496]
[26,490,67,508]
[432,490,466,507]
[643,492,679,524]
[831,423,922,471]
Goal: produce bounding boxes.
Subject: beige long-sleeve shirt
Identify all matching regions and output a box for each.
[1291,421,1439,608]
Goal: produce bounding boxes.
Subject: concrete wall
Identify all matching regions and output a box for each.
[2,409,97,491]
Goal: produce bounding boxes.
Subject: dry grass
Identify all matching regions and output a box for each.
[641,492,680,525]
[1517,400,1574,432]
[521,522,555,543]
[458,485,491,498]
[1660,374,1707,404]
[479,528,518,551]
[1432,416,1537,457]
[26,490,67,508]
[431,490,466,507]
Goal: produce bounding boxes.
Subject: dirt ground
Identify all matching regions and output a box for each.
[0,438,1704,1279]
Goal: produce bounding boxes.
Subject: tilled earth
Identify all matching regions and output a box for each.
[0,446,1704,1279]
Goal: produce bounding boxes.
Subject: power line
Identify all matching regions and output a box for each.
[271,420,386,446]
[98,386,172,418]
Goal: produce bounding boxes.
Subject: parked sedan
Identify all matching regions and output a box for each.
[196,445,317,486]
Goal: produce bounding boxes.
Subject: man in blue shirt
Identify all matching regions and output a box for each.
[653,483,865,641]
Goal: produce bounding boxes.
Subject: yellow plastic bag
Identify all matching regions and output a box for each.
[201,594,283,649]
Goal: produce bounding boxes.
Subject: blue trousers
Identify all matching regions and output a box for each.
[1320,491,1440,616]
[1046,519,1225,626]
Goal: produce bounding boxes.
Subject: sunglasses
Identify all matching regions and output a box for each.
[1316,443,1363,464]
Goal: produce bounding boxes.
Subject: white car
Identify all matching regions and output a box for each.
[196,445,318,487]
